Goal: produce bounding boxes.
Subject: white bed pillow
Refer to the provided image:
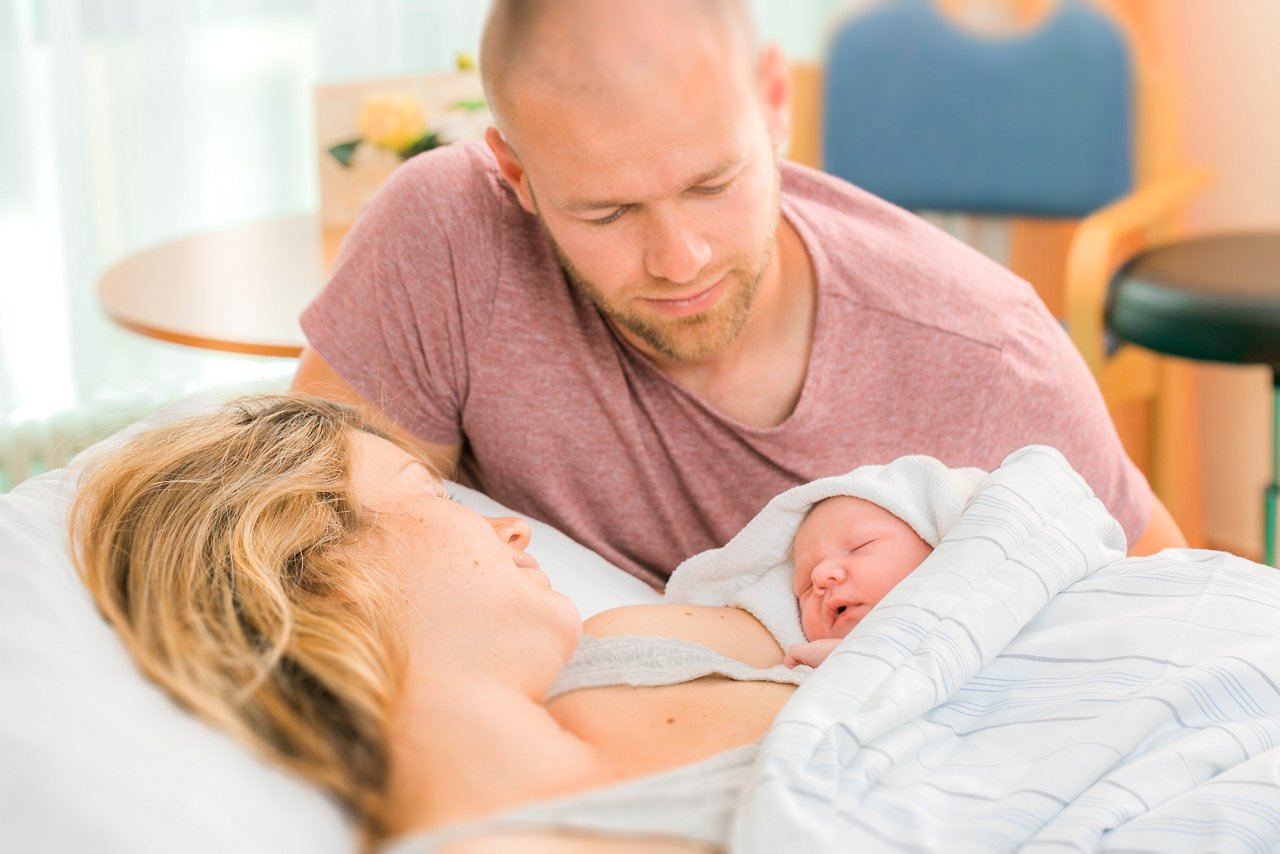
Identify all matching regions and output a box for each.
[0,398,659,853]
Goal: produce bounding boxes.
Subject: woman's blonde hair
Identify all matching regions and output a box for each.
[71,394,409,841]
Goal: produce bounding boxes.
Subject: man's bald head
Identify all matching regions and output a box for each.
[480,0,757,139]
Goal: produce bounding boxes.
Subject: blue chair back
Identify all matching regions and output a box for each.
[822,0,1134,217]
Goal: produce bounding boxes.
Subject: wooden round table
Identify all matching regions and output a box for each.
[97,213,345,358]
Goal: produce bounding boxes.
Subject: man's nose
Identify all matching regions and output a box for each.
[644,207,712,285]
[488,516,532,551]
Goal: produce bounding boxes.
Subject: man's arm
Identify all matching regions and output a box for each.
[291,347,463,476]
[1128,492,1187,557]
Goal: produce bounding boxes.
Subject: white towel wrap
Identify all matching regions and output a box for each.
[664,454,987,650]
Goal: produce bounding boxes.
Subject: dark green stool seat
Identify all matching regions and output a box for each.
[1108,232,1280,563]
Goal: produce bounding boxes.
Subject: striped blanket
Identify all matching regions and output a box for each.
[736,446,1280,852]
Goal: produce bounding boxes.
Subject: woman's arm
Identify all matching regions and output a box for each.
[583,604,785,669]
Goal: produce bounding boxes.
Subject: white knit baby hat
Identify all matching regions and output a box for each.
[664,454,987,650]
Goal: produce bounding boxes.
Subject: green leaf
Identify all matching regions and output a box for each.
[400,132,442,159]
[327,139,360,167]
[450,98,488,112]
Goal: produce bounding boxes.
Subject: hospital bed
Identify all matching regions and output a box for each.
[4,400,1279,852]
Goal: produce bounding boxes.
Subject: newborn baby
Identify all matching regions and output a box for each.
[785,495,933,668]
[664,452,986,672]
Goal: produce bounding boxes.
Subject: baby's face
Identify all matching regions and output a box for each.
[792,496,934,641]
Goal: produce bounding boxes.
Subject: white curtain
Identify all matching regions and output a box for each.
[0,0,848,432]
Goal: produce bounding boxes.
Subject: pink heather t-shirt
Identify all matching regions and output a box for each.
[301,141,1150,588]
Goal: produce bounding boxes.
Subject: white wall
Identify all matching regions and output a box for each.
[1154,1,1280,557]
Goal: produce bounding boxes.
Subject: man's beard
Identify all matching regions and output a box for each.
[532,180,781,363]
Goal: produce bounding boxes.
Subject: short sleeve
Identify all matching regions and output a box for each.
[977,297,1153,546]
[300,144,501,445]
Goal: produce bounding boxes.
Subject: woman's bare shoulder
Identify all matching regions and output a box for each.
[582,603,759,639]
[583,604,783,668]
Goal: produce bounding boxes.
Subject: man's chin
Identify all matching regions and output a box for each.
[629,279,759,361]
[620,306,747,362]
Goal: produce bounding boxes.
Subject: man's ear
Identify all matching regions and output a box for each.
[485,127,538,214]
[756,43,791,152]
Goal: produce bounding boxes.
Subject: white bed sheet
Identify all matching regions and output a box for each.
[734,447,1280,852]
[0,397,657,853]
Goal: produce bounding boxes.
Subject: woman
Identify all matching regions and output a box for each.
[72,395,801,853]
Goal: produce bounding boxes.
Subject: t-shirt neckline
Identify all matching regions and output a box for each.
[602,194,830,438]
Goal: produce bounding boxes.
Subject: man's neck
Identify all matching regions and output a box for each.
[640,215,816,428]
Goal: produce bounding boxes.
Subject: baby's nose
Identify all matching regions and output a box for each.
[811,558,846,589]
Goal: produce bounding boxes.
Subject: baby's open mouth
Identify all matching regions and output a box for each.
[825,599,856,627]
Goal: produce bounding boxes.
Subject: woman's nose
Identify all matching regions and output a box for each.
[488,516,532,551]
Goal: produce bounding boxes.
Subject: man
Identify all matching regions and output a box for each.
[294,0,1184,588]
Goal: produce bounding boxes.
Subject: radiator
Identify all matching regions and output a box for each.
[1,380,290,492]
[0,405,149,492]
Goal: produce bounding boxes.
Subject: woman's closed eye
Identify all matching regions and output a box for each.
[398,460,457,502]
[426,480,458,503]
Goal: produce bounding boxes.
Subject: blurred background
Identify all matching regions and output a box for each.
[1,0,1277,558]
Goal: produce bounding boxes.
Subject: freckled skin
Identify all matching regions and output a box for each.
[346,430,581,678]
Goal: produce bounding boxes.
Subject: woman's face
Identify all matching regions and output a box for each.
[792,496,934,641]
[346,431,581,664]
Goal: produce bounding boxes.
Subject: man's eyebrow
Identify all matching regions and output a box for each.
[562,156,745,213]
[563,195,631,214]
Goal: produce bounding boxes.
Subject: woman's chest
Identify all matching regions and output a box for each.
[547,677,795,779]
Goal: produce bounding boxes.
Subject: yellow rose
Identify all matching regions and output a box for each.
[357,92,427,152]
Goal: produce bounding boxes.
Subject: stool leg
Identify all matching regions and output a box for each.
[1268,488,1278,567]
[1268,371,1280,567]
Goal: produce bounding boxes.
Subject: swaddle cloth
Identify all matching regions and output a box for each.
[664,453,987,650]
[546,635,812,700]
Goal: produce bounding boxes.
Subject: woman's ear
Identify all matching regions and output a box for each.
[756,43,791,152]
[485,127,538,214]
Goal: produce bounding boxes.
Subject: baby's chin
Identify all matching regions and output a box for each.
[802,612,861,642]
[801,618,845,642]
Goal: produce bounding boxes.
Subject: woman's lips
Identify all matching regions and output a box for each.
[643,276,726,318]
[514,552,552,587]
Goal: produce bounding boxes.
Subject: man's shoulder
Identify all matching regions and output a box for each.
[342,139,552,299]
[303,139,563,367]
[781,159,1045,349]
[377,139,516,224]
